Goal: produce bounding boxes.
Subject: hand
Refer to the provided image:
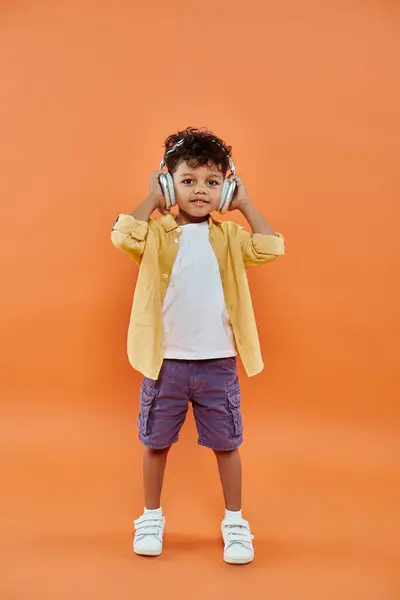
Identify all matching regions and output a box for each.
[227,175,250,212]
[149,169,170,216]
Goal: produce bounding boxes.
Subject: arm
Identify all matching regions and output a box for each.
[228,176,285,268]
[239,198,275,235]
[129,169,170,220]
[129,193,159,221]
[111,170,168,265]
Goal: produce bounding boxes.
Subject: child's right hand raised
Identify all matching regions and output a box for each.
[150,170,170,216]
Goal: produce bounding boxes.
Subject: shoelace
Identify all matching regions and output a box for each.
[134,515,163,542]
[223,519,254,550]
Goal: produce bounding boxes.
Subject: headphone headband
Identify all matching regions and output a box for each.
[160,138,235,174]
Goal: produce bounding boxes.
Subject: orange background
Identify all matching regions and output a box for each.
[1,1,399,598]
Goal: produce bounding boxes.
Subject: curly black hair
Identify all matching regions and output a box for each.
[163,126,232,175]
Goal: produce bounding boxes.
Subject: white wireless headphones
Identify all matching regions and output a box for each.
[159,139,237,214]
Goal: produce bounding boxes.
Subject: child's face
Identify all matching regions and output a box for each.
[172,161,224,219]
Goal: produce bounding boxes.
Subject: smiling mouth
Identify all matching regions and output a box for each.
[190,199,209,205]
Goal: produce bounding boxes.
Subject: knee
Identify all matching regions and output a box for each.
[145,446,171,456]
[213,448,239,460]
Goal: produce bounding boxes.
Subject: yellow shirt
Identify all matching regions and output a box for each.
[111,213,284,380]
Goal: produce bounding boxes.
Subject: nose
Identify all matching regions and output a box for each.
[194,183,206,194]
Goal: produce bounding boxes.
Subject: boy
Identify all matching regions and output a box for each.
[111,127,284,564]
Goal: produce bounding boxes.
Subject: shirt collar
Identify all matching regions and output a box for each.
[161,213,222,232]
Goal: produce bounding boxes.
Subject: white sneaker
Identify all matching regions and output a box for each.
[133,512,165,556]
[222,517,255,564]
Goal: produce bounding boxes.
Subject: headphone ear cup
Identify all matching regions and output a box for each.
[166,173,175,208]
[159,172,170,209]
[219,179,236,214]
[219,179,229,212]
[159,172,175,211]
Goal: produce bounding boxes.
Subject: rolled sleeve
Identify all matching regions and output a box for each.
[241,230,285,268]
[252,232,284,255]
[111,214,149,264]
[112,214,148,238]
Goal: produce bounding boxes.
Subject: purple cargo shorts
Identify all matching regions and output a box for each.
[137,357,243,451]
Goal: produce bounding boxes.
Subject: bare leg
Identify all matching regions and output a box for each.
[214,448,242,511]
[143,447,171,509]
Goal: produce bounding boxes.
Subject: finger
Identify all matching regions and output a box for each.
[160,201,171,214]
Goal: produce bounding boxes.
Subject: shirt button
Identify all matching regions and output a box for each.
[163,273,168,279]
[174,238,179,244]
[176,227,182,233]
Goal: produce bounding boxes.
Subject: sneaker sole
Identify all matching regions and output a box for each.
[133,547,163,557]
[223,554,254,565]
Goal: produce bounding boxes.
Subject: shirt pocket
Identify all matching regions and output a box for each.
[226,380,243,436]
[138,380,158,436]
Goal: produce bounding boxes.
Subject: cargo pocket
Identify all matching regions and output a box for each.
[138,381,158,436]
[226,381,243,436]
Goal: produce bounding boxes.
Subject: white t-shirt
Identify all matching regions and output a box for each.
[162,221,237,360]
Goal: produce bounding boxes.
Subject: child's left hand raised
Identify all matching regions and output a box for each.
[227,175,250,212]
